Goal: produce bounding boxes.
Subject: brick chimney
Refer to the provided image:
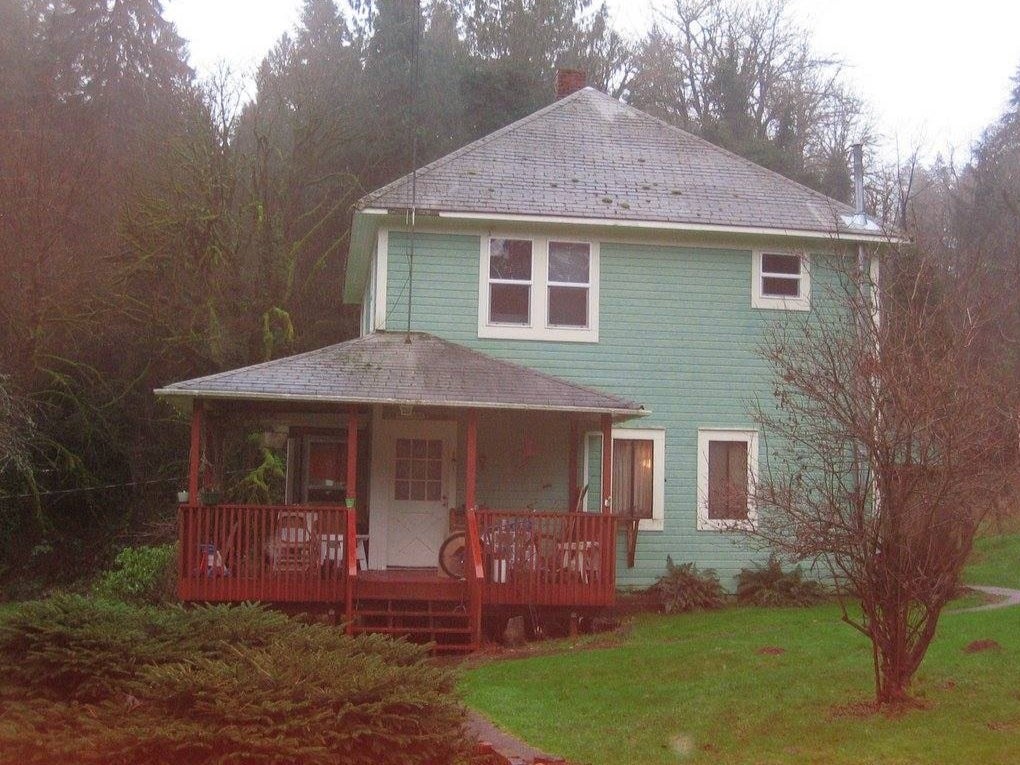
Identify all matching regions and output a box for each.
[555,68,587,99]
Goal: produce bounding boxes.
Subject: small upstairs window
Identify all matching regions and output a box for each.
[752,251,810,310]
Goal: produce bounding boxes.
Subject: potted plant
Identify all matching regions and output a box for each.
[200,488,222,505]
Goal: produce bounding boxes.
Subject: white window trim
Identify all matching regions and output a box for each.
[752,250,810,311]
[583,427,665,532]
[697,428,758,531]
[373,229,389,330]
[478,235,599,342]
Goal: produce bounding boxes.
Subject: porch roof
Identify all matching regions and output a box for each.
[155,331,647,418]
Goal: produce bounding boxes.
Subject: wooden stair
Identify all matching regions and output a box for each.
[349,572,478,652]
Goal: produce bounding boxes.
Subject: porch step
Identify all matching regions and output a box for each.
[351,596,477,652]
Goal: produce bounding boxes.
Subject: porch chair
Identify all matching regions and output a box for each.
[266,511,318,572]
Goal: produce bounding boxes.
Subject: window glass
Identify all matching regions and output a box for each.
[394,438,442,503]
[548,242,589,283]
[762,277,800,297]
[548,286,588,327]
[613,438,654,519]
[707,440,749,521]
[490,283,530,324]
[760,253,803,299]
[547,242,590,328]
[489,239,532,280]
[489,239,532,325]
[761,253,801,275]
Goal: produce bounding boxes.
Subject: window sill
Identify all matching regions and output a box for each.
[478,323,598,343]
[697,518,756,532]
[751,295,810,311]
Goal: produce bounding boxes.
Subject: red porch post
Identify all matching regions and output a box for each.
[188,399,204,504]
[600,414,613,514]
[466,409,478,511]
[568,420,579,511]
[345,404,358,505]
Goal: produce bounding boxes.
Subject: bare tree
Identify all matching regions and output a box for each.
[629,0,869,200]
[750,248,1015,705]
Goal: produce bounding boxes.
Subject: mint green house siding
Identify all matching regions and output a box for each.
[379,228,840,587]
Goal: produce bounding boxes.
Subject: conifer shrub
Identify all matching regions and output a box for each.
[92,543,177,605]
[735,557,828,607]
[649,558,726,613]
[0,597,472,764]
[0,594,173,700]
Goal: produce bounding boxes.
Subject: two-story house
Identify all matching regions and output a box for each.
[157,78,886,650]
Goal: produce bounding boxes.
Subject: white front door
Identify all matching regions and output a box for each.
[373,418,455,568]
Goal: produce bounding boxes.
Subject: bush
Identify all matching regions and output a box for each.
[0,594,175,700]
[0,597,473,765]
[650,558,725,613]
[92,544,177,605]
[736,557,828,607]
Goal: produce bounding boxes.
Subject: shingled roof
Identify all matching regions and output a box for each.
[359,87,884,238]
[155,332,645,417]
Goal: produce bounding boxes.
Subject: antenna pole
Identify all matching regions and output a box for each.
[406,0,422,343]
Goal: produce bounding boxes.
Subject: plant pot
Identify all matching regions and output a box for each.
[176,490,189,504]
[200,490,222,505]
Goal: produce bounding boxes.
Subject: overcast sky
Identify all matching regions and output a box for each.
[164,0,1020,163]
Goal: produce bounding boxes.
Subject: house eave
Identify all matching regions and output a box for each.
[358,207,904,244]
[153,387,648,420]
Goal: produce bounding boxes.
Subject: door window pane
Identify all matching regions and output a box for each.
[394,438,443,503]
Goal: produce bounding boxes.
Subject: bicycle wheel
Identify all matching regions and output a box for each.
[439,531,467,579]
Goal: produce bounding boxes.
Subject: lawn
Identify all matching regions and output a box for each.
[461,540,1020,765]
[964,533,1020,589]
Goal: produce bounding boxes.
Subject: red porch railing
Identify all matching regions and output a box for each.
[465,509,485,647]
[178,504,353,603]
[474,510,617,607]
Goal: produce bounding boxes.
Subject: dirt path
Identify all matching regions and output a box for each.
[466,709,564,764]
[952,585,1020,613]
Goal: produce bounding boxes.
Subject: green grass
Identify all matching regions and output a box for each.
[964,533,1020,589]
[461,536,1020,764]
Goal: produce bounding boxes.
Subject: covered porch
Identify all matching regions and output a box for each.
[157,332,646,647]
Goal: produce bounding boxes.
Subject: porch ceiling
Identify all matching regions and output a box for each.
[155,331,647,419]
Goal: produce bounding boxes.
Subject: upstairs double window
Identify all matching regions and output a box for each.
[480,236,599,342]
